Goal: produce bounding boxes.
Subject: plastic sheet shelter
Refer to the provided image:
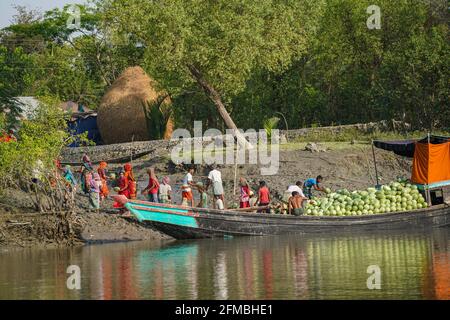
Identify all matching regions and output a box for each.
[373,135,450,185]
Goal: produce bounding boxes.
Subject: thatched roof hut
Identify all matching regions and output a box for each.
[97,66,173,144]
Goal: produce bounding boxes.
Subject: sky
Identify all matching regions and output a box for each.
[0,0,79,28]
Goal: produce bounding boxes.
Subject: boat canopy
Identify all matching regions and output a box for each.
[373,135,450,185]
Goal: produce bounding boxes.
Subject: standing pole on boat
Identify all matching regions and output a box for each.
[426,132,431,206]
[371,140,380,188]
[233,151,238,196]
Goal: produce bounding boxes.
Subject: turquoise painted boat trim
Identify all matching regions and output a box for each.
[126,203,199,228]
[414,180,450,190]
[130,202,190,214]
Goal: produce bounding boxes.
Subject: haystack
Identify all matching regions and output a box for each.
[97,66,173,144]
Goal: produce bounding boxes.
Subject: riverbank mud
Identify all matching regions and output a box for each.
[0,141,411,249]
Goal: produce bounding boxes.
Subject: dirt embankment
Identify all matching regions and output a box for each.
[0,141,411,248]
[0,188,170,248]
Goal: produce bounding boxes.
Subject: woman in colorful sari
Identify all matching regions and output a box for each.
[63,165,77,187]
[124,163,137,200]
[117,170,130,199]
[62,165,77,205]
[79,163,92,194]
[82,153,93,171]
[97,161,109,201]
[239,177,251,208]
[88,173,101,211]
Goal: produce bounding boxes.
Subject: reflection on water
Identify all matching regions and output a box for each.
[0,229,448,300]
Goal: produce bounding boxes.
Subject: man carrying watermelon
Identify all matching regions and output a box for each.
[303,175,326,199]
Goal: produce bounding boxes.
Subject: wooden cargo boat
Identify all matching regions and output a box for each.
[123,135,450,240]
[124,200,450,239]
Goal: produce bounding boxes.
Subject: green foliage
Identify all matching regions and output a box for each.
[0,0,448,133]
[142,97,173,140]
[292,128,450,144]
[104,0,319,109]
[0,97,72,189]
[230,0,449,131]
[0,46,33,128]
[263,117,280,141]
[27,44,104,107]
[0,3,144,109]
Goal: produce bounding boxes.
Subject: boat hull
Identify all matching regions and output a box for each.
[125,200,450,240]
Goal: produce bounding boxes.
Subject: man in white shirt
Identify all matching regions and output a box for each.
[287,181,305,197]
[283,181,305,203]
[207,166,225,209]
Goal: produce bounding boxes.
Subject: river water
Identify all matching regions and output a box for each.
[0,228,448,300]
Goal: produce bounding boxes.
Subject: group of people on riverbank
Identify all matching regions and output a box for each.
[60,154,112,211]
[58,153,327,215]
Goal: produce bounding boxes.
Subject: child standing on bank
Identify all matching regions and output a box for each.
[159,176,172,204]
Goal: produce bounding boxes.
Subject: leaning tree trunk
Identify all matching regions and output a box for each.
[188,64,253,150]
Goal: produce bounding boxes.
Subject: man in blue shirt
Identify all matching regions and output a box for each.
[303,175,325,199]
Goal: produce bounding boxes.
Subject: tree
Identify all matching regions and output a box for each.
[103,0,321,143]
[1,4,145,108]
[0,46,34,129]
[0,96,74,210]
[228,0,449,130]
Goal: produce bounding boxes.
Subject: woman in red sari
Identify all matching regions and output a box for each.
[113,170,130,213]
[117,171,130,199]
[97,161,109,200]
[124,163,136,200]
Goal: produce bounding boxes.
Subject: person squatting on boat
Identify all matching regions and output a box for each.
[288,191,308,216]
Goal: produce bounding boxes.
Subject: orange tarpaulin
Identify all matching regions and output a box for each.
[411,141,450,185]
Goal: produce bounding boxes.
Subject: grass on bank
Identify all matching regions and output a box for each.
[291,128,450,144]
[167,129,450,162]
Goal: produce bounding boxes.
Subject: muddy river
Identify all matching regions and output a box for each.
[0,229,448,299]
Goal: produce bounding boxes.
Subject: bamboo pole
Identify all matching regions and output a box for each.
[233,160,238,196]
[426,132,432,206]
[371,140,380,187]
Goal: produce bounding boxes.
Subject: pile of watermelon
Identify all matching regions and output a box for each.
[304,181,427,216]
